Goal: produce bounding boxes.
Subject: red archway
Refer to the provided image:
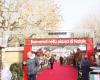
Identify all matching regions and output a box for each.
[23,38,94,80]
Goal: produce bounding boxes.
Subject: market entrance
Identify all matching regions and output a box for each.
[23,38,94,80]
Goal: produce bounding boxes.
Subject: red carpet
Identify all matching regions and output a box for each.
[37,62,78,80]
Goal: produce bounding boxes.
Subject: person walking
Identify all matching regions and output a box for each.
[59,56,64,65]
[24,51,39,80]
[81,55,90,80]
[49,56,55,69]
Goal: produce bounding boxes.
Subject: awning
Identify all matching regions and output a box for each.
[96,52,100,56]
[96,46,100,50]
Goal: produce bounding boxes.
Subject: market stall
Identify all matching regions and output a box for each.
[23,38,94,80]
[90,67,100,80]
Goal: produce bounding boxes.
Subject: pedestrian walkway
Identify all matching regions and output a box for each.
[37,62,78,80]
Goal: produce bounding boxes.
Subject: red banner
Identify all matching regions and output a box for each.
[24,38,94,58]
[24,38,94,80]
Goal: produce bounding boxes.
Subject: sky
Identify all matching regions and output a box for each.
[3,0,100,32]
[58,0,100,31]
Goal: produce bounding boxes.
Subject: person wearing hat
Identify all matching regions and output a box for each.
[24,51,39,80]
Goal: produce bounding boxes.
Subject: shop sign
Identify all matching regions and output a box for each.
[30,38,87,45]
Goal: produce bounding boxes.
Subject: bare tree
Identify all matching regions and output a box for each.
[0,0,62,46]
[79,15,100,38]
[73,14,100,44]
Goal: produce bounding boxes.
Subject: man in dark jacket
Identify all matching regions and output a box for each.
[24,51,39,80]
[81,56,90,80]
[60,56,64,65]
[49,56,54,69]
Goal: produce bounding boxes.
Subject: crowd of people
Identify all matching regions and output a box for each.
[23,47,100,80]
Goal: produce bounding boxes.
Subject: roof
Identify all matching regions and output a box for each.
[2,47,24,52]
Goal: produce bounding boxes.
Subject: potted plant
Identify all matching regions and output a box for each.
[10,63,23,80]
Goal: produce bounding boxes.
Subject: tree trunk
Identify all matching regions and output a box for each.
[0,47,3,80]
